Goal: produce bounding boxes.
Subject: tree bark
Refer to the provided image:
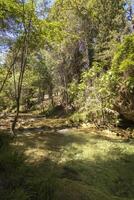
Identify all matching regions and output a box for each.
[11,0,33,135]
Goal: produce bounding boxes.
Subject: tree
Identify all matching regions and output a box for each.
[0,0,64,134]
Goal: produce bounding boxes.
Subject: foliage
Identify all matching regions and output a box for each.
[0,0,134,126]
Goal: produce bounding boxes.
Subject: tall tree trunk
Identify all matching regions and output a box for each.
[11,0,33,135]
[49,84,54,107]
[11,40,28,134]
[11,97,20,135]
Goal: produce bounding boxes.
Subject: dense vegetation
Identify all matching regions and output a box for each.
[0,0,134,130]
[0,0,134,200]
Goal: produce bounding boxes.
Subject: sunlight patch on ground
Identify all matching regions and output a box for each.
[24,148,48,162]
[2,117,133,200]
[11,141,25,147]
[59,130,134,164]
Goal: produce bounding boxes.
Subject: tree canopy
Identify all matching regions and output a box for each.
[0,0,134,131]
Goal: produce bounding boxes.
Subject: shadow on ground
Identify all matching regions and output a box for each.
[0,130,134,200]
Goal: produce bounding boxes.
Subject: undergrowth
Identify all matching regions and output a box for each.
[0,123,134,200]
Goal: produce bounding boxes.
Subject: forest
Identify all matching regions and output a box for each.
[0,0,134,200]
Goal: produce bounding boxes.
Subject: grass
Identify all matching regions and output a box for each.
[0,117,134,200]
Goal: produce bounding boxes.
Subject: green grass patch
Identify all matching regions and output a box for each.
[0,120,134,200]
